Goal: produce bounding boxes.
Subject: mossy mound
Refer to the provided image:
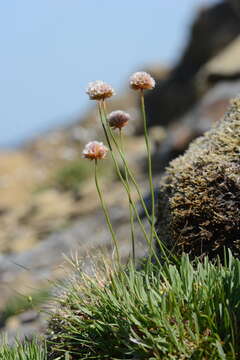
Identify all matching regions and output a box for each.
[157,97,240,260]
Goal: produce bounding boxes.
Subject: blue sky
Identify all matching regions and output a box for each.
[0,0,218,147]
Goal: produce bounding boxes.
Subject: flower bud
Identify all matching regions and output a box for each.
[108,110,130,130]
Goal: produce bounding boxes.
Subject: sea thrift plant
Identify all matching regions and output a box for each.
[130,71,156,258]
[48,251,240,359]
[85,81,146,264]
[83,73,168,265]
[86,80,115,100]
[82,140,120,263]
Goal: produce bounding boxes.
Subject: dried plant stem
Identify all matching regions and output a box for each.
[94,159,120,264]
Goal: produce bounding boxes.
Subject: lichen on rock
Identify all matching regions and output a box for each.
[156,96,240,260]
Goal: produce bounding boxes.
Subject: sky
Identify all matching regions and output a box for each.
[0,0,218,148]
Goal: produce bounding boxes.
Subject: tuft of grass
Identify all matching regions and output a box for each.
[55,160,93,192]
[0,289,50,328]
[0,339,47,360]
[55,159,113,192]
[48,252,240,359]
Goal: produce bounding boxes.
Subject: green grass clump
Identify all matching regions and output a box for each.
[55,159,113,192]
[0,289,50,327]
[0,340,47,360]
[48,252,240,359]
[55,160,93,192]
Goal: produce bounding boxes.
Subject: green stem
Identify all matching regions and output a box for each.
[119,130,135,264]
[97,102,153,256]
[140,90,155,258]
[102,103,152,224]
[94,159,120,264]
[97,101,112,151]
[102,102,172,263]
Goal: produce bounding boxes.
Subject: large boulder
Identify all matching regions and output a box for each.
[156,97,240,260]
[152,80,240,173]
[198,36,240,86]
[144,1,240,128]
[228,0,240,17]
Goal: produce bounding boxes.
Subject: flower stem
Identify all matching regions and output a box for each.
[94,159,120,264]
[101,102,172,264]
[119,130,135,264]
[98,102,160,261]
[102,103,152,224]
[97,101,112,151]
[140,90,155,258]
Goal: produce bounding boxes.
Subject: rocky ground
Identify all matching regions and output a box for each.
[0,0,240,343]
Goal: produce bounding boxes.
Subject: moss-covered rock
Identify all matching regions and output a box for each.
[157,97,240,260]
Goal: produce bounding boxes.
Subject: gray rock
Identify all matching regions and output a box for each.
[144,1,240,128]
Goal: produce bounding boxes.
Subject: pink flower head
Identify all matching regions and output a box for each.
[107,110,130,130]
[82,141,108,160]
[129,71,155,91]
[86,81,115,100]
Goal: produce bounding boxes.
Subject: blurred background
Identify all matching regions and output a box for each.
[1,0,240,342]
[1,0,219,147]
